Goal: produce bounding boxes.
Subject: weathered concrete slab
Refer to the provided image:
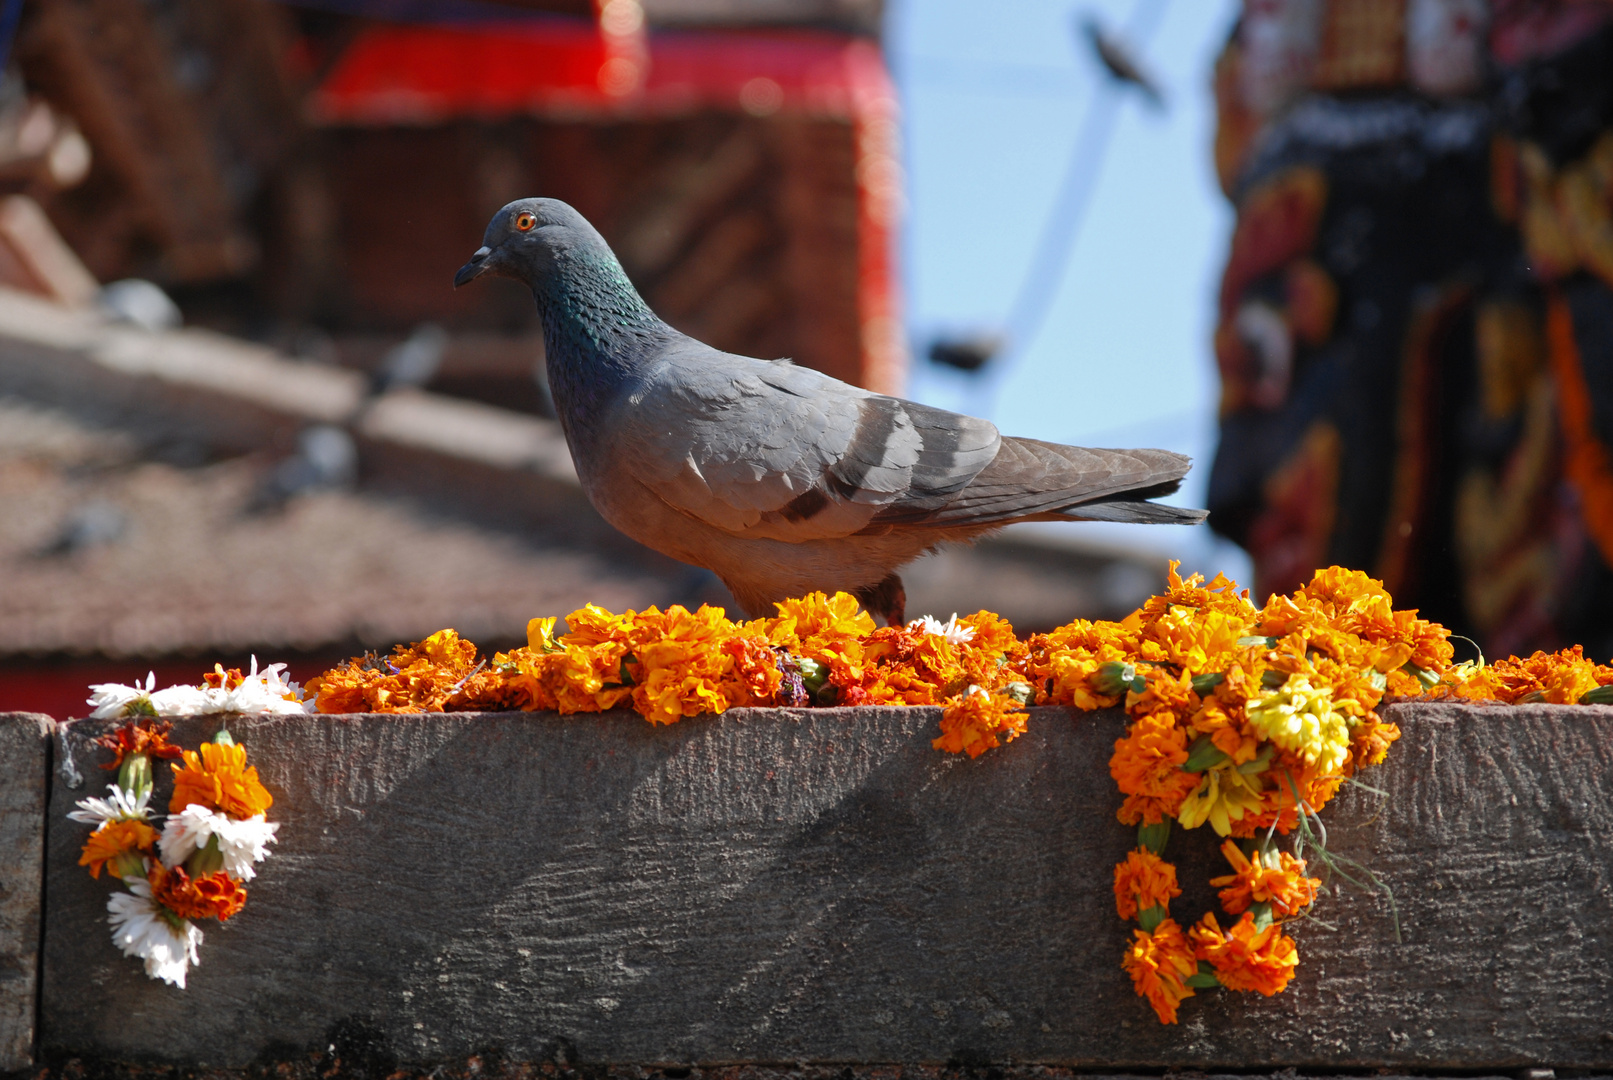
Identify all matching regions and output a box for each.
[39,703,1613,1069]
[0,713,52,1071]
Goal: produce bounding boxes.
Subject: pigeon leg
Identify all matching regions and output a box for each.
[855,572,907,627]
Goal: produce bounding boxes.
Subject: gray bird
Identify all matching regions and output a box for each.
[455,198,1205,624]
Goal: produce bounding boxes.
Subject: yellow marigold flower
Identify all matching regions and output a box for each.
[80,818,157,879]
[1189,911,1299,996]
[1296,565,1391,616]
[1149,606,1251,676]
[416,628,477,669]
[1176,763,1267,836]
[932,688,1027,758]
[1245,676,1350,775]
[561,603,642,647]
[1210,839,1319,916]
[169,741,273,819]
[1122,917,1197,1024]
[550,641,634,714]
[527,616,560,652]
[1113,848,1181,920]
[1038,642,1132,709]
[769,592,874,648]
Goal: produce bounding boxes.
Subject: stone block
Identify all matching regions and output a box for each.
[0,713,54,1071]
[38,703,1613,1069]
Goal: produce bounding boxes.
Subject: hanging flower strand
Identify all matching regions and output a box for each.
[71,662,288,988]
[1081,563,1447,1022]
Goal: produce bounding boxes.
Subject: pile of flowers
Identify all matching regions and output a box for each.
[71,663,282,988]
[74,568,1613,1014]
[302,595,1034,749]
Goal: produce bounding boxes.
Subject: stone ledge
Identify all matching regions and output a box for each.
[32,703,1613,1070]
[0,713,52,1073]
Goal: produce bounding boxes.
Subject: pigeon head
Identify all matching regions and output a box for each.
[452,197,604,288]
[455,198,669,427]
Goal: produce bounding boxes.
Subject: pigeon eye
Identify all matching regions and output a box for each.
[514,211,537,232]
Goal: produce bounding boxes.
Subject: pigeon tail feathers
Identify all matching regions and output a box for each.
[1051,499,1210,525]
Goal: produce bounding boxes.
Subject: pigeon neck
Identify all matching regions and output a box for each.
[533,248,670,429]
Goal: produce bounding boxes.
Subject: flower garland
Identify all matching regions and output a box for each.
[71,663,287,987]
[74,569,1613,1012]
[298,563,1613,1023]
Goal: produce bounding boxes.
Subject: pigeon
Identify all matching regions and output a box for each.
[455,198,1206,624]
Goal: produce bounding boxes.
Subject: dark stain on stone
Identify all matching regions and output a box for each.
[318,1018,396,1080]
[944,1048,1001,1080]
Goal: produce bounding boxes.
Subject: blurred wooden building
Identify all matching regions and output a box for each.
[12,0,904,397]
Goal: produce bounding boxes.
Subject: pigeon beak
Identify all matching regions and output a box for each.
[454,246,495,288]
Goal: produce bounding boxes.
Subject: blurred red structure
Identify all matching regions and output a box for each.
[309,21,903,392]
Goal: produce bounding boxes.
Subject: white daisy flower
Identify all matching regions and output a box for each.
[107,879,203,988]
[160,805,278,880]
[221,658,306,716]
[908,613,976,646]
[86,672,157,720]
[68,783,154,826]
[86,657,306,721]
[146,683,211,717]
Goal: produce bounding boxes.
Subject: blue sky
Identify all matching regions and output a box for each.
[888,0,1251,584]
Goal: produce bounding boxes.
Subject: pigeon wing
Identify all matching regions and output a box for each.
[868,437,1199,527]
[612,350,1002,541]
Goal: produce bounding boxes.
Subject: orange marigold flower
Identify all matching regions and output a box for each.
[80,819,157,879]
[630,604,737,724]
[1470,647,1610,704]
[149,864,247,922]
[170,740,273,818]
[958,610,1024,662]
[1141,561,1252,624]
[1226,803,1300,838]
[932,689,1027,758]
[1350,715,1401,768]
[1122,917,1197,1024]
[722,634,784,707]
[1210,840,1319,916]
[856,626,958,705]
[1110,712,1200,825]
[1113,848,1181,920]
[474,647,563,712]
[94,719,184,771]
[201,664,246,690]
[307,629,484,714]
[1189,911,1299,996]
